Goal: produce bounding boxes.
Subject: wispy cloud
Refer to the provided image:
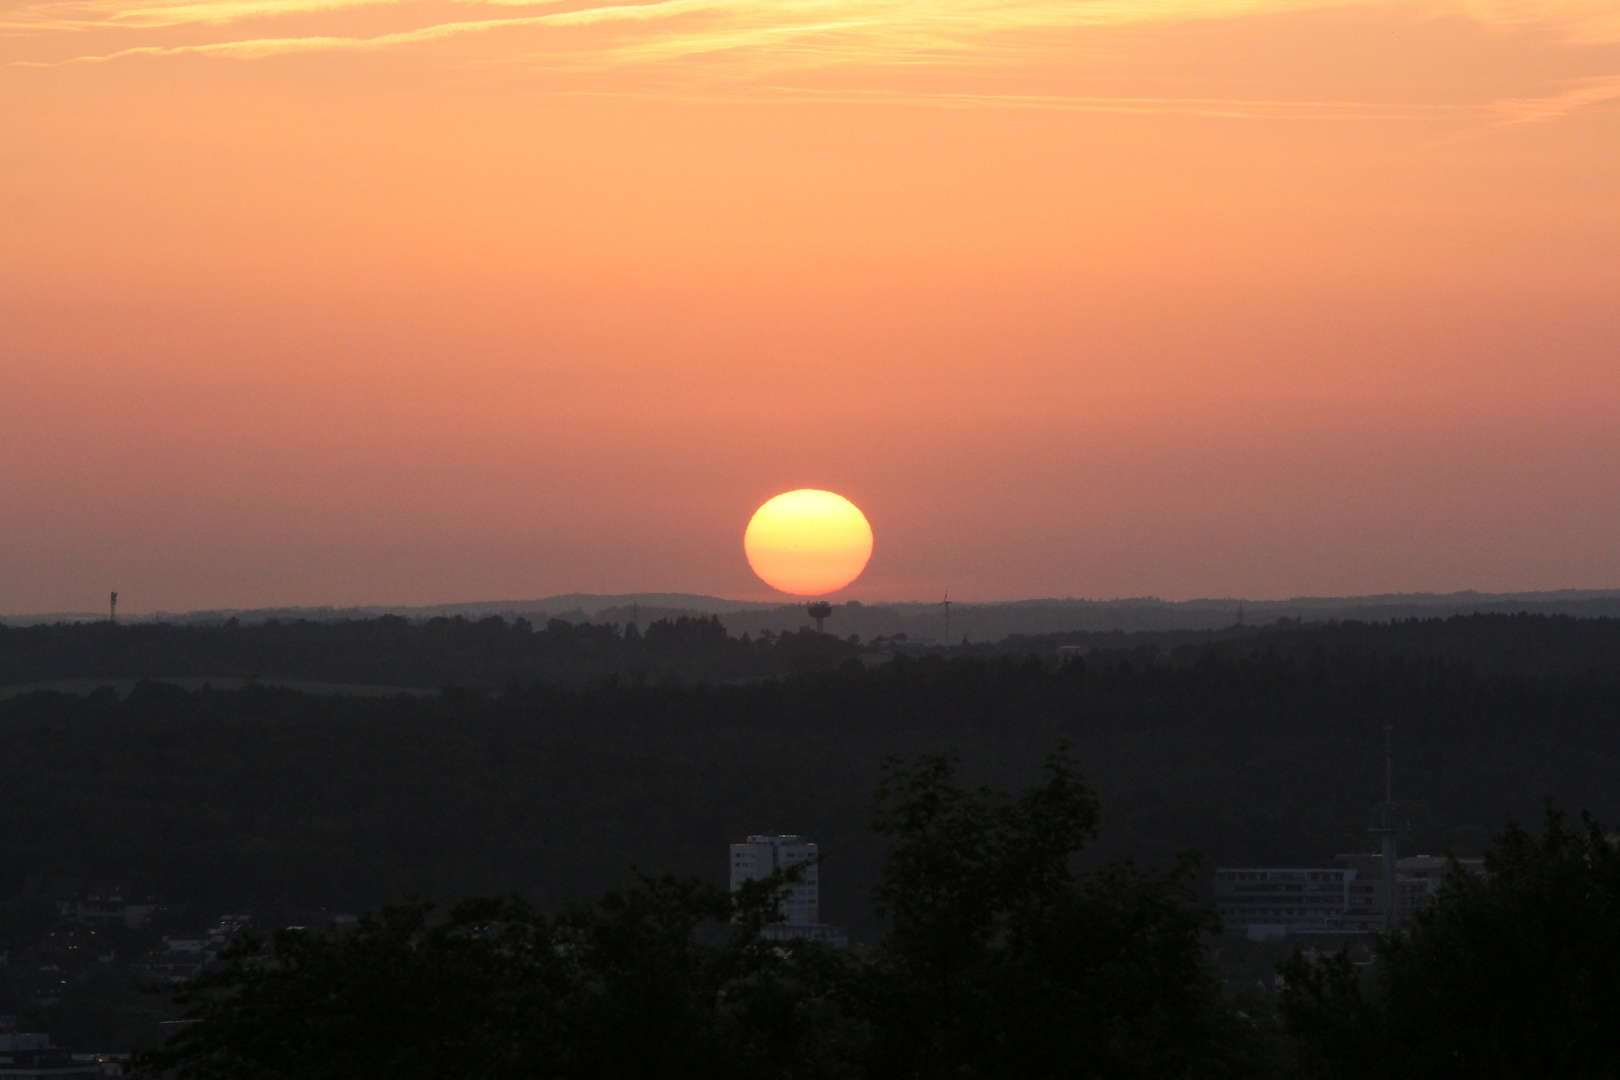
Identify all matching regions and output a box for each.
[104,0,570,27]
[1494,73,1620,123]
[8,0,1620,97]
[0,0,557,33]
[4,0,1326,35]
[17,12,574,61]
[13,0,1620,40]
[1455,0,1620,46]
[659,84,1484,120]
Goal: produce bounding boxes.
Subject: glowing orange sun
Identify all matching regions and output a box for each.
[744,489,873,596]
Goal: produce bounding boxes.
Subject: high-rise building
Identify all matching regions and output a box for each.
[729,834,846,946]
[730,835,819,925]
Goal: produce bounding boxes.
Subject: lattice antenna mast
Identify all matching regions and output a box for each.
[110,591,118,624]
[943,590,952,649]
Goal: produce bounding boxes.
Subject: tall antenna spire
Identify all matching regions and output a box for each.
[1369,721,1409,932]
[1384,722,1393,805]
[942,590,952,649]
[110,591,118,624]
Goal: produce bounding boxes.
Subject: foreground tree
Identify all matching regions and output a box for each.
[130,747,1283,1079]
[856,748,1282,1080]
[131,874,851,1080]
[1281,803,1620,1080]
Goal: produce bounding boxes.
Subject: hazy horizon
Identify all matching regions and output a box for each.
[14,585,1620,626]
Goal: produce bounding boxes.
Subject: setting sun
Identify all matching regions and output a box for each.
[744,490,874,596]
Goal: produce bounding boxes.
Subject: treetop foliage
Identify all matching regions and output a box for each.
[1281,803,1620,1080]
[132,750,1283,1080]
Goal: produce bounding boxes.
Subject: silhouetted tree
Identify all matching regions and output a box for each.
[1281,803,1620,1079]
[131,871,852,1080]
[855,748,1281,1080]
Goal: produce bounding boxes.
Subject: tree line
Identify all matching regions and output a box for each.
[9,609,1620,693]
[0,614,855,690]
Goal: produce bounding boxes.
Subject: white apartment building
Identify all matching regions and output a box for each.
[729,834,846,946]
[730,835,819,925]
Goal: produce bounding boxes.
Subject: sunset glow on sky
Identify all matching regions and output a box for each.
[3,0,1618,612]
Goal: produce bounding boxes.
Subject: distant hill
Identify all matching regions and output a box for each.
[12,589,1620,640]
[0,592,779,627]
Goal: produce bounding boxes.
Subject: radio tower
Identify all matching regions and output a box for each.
[1368,723,1410,931]
[110,591,118,624]
[942,590,952,648]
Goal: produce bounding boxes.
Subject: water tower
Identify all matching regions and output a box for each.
[806,602,833,634]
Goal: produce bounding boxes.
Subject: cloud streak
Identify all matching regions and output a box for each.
[1494,74,1620,122]
[637,84,1486,120]
[8,0,1620,114]
[12,0,1620,39]
[18,12,576,61]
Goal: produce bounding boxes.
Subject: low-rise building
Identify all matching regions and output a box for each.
[23,879,155,930]
[1333,854,1485,932]
[135,914,252,982]
[1212,868,1356,939]
[1215,855,1485,938]
[0,1031,112,1079]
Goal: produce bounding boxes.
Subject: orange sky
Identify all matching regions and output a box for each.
[3,0,1618,612]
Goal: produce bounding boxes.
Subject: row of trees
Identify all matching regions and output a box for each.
[11,610,1620,693]
[133,751,1620,1079]
[0,615,855,689]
